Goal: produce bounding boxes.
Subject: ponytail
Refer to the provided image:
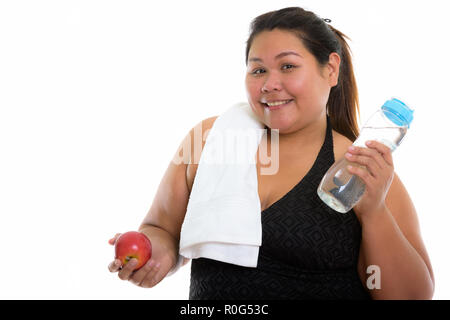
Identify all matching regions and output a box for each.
[327,26,360,141]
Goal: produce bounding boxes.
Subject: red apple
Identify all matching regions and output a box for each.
[114,231,152,270]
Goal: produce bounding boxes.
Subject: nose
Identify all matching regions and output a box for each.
[261,73,282,93]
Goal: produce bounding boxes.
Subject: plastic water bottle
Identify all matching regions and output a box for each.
[317,98,414,213]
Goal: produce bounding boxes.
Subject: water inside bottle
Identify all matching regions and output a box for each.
[317,126,407,213]
[353,126,407,151]
[317,158,366,213]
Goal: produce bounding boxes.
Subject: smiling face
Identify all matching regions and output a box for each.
[245,28,340,134]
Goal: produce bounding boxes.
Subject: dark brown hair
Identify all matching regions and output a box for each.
[246,7,360,141]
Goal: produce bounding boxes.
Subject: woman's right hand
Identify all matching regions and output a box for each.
[107,232,176,288]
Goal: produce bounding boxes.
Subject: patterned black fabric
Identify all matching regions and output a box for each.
[189,117,371,300]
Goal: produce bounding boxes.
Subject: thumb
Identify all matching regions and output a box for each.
[108,233,122,245]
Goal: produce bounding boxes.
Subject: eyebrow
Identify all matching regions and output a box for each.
[248,51,303,63]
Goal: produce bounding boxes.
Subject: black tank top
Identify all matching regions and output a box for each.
[189,116,371,300]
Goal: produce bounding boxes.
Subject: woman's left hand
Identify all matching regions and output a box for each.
[344,140,395,220]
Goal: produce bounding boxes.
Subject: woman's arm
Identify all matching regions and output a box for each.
[358,173,434,299]
[347,141,434,299]
[135,124,198,282]
[108,117,217,287]
[135,116,218,284]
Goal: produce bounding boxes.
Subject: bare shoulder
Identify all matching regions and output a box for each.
[202,116,219,130]
[189,115,219,140]
[332,130,353,161]
[190,115,219,157]
[185,115,219,192]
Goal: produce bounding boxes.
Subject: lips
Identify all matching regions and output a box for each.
[261,99,293,110]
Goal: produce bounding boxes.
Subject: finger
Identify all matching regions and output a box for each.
[348,146,384,169]
[366,141,394,166]
[140,261,161,288]
[108,259,122,273]
[347,164,375,186]
[108,233,122,245]
[345,153,381,178]
[129,259,156,286]
[118,258,138,281]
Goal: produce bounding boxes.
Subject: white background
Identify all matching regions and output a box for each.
[0,0,448,299]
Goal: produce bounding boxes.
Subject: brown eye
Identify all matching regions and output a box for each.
[251,68,265,75]
[281,64,296,70]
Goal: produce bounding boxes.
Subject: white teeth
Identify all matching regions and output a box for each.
[265,100,291,107]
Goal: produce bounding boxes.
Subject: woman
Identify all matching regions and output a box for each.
[108,7,434,299]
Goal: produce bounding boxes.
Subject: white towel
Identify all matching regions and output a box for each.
[179,102,265,268]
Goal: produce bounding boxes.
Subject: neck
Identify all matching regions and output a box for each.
[272,114,328,155]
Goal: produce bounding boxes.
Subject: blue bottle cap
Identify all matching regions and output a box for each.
[381,98,414,128]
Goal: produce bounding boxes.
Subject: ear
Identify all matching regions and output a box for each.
[327,52,341,87]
